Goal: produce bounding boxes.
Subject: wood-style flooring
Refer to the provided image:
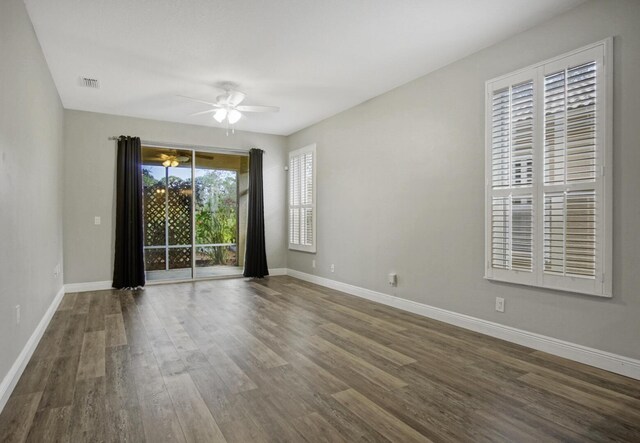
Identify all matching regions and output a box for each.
[1,276,640,442]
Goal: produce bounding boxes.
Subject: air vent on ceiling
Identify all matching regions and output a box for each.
[79,77,100,89]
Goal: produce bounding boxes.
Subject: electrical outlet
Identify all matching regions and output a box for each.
[312,259,316,268]
[495,297,505,313]
[16,305,20,324]
[94,216,101,225]
[330,264,335,273]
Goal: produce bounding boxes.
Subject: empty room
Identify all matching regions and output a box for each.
[1,0,640,441]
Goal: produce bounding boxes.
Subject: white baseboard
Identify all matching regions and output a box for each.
[286,269,640,380]
[64,280,112,293]
[65,269,287,292]
[0,285,66,413]
[268,268,287,276]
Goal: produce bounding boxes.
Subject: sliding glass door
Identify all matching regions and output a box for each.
[141,146,247,281]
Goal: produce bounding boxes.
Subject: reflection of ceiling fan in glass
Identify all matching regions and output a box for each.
[179,84,279,135]
[159,153,190,168]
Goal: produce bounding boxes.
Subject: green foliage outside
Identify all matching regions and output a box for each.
[194,170,238,265]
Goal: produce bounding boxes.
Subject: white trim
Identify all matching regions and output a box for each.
[64,280,112,293]
[268,268,288,276]
[0,286,66,413]
[286,269,640,380]
[64,269,287,292]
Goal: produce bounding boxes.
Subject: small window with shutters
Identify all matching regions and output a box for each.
[289,144,316,253]
[485,39,612,297]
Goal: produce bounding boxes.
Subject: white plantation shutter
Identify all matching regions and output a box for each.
[289,144,316,252]
[486,39,612,297]
[487,71,537,286]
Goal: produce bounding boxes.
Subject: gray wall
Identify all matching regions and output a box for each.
[63,110,288,284]
[287,0,640,359]
[0,0,64,385]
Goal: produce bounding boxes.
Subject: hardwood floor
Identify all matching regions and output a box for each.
[2,276,640,442]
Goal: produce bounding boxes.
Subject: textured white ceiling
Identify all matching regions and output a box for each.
[24,0,583,135]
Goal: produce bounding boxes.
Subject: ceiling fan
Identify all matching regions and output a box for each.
[179,86,279,135]
[154,152,190,168]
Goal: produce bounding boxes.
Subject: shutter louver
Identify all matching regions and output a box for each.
[544,71,566,184]
[511,196,533,271]
[289,207,299,244]
[544,62,597,184]
[303,153,313,205]
[491,197,509,269]
[567,62,597,183]
[491,81,534,189]
[300,153,314,246]
[566,190,596,277]
[302,208,313,246]
[491,196,533,271]
[543,193,565,274]
[291,155,300,206]
[544,191,596,277]
[491,88,510,188]
[511,81,534,187]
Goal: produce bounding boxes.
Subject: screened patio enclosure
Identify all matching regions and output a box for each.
[141,146,249,281]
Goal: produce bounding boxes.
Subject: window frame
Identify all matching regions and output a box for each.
[484,38,613,297]
[288,143,317,253]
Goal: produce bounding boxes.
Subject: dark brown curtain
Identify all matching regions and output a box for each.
[113,136,145,288]
[244,148,269,278]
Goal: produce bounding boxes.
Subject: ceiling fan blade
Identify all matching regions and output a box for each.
[177,95,221,107]
[236,105,280,113]
[190,109,217,116]
[226,91,246,107]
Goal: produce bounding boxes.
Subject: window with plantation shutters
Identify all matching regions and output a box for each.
[289,144,316,253]
[485,39,612,297]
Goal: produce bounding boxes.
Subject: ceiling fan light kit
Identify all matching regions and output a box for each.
[228,109,242,124]
[159,152,189,168]
[162,159,179,168]
[213,108,227,123]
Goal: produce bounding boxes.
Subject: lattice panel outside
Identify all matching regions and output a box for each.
[143,182,166,246]
[167,179,192,246]
[144,249,166,271]
[169,247,192,269]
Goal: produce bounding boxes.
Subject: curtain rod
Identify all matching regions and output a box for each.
[108,136,253,156]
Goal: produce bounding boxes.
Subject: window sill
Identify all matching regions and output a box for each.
[484,274,611,298]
